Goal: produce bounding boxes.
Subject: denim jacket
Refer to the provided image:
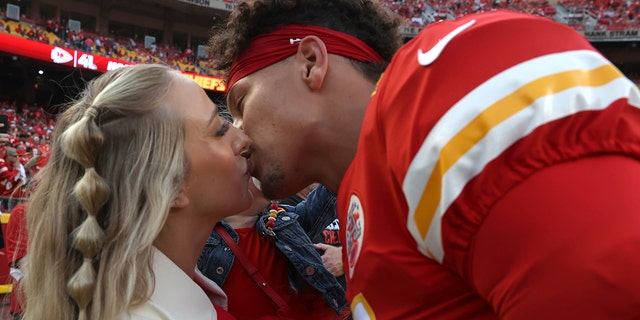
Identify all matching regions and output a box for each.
[197,185,347,313]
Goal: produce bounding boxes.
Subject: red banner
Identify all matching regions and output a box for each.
[0,32,225,92]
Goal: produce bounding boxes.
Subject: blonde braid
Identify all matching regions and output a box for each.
[23,64,185,320]
[61,104,111,320]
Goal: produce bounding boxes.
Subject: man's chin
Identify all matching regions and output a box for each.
[260,181,292,200]
[262,183,299,199]
[260,184,281,200]
[254,169,298,199]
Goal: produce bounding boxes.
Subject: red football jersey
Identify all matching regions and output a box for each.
[338,11,640,319]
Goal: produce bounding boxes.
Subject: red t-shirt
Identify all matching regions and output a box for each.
[223,226,337,320]
[0,162,23,198]
[224,227,292,320]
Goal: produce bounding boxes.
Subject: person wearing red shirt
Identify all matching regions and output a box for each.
[0,147,26,211]
[5,203,27,318]
[208,1,640,319]
[199,179,347,320]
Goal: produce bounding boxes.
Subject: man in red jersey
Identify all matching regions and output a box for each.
[208,1,640,319]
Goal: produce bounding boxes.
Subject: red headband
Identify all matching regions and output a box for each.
[226,24,384,90]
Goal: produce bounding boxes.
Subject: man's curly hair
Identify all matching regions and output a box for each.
[208,0,405,82]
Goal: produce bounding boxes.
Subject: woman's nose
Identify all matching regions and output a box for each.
[230,126,252,158]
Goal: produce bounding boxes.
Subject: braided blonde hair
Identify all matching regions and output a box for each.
[23,64,189,319]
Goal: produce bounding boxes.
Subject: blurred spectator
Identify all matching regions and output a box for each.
[5,203,27,319]
[0,147,27,212]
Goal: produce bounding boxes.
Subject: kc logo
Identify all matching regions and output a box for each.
[50,47,73,64]
[346,194,364,278]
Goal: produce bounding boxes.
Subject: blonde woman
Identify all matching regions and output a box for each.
[22,63,253,319]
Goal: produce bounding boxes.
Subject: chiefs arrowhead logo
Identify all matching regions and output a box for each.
[346,194,365,278]
[50,47,73,64]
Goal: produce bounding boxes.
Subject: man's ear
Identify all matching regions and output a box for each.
[296,35,328,90]
[171,189,190,209]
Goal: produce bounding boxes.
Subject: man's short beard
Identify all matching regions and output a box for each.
[258,166,287,200]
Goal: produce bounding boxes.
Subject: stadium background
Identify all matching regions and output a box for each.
[1,0,639,112]
[0,0,638,318]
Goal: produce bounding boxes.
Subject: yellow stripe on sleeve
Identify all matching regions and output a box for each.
[413,64,622,239]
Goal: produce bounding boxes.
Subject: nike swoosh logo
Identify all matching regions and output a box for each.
[418,19,476,66]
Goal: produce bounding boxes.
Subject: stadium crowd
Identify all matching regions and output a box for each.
[0,99,54,210]
[0,12,223,77]
[381,0,639,29]
[0,0,638,81]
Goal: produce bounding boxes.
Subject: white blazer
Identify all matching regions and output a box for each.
[125,248,228,319]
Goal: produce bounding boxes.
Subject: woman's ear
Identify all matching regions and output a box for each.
[171,189,190,209]
[296,35,329,90]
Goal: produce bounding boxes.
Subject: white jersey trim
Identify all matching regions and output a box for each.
[403,49,640,263]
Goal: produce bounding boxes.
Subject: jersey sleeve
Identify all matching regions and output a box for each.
[470,155,640,319]
[373,9,640,316]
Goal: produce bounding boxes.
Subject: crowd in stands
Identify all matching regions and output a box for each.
[0,1,638,80]
[559,0,640,30]
[0,12,223,77]
[381,0,554,26]
[0,99,54,210]
[380,1,639,83]
[381,0,639,30]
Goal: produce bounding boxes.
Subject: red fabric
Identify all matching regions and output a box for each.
[471,155,640,319]
[5,204,27,264]
[5,204,27,315]
[338,10,640,319]
[214,304,237,320]
[224,227,292,320]
[31,145,51,172]
[227,24,384,90]
[223,226,337,320]
[442,101,640,278]
[0,162,22,198]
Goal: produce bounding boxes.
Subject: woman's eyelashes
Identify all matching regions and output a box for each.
[215,121,231,137]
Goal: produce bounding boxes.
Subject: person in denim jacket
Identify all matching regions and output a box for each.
[280,184,347,291]
[198,180,348,320]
